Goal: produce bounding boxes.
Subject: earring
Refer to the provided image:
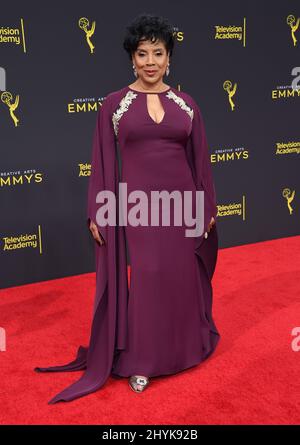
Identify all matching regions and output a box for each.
[133,65,137,78]
[166,64,170,76]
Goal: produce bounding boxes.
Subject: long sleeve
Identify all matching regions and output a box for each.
[185,98,218,236]
[86,96,116,244]
[34,92,129,404]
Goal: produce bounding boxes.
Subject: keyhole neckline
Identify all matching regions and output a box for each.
[127,85,172,94]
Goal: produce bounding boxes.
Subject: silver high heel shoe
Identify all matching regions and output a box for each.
[129,375,150,393]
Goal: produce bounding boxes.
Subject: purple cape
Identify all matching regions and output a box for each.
[34,87,219,404]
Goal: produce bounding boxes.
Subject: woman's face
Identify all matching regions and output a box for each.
[132,38,170,85]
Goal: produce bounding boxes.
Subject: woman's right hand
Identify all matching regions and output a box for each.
[89,220,105,246]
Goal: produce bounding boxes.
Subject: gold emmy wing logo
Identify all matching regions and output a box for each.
[1,91,19,126]
[287,14,300,46]
[78,17,96,54]
[282,188,295,215]
[223,80,237,111]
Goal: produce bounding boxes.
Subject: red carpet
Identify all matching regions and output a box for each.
[0,235,300,424]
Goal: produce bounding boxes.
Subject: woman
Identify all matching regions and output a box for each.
[34,13,220,403]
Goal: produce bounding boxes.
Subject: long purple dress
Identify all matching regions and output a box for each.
[34,85,220,404]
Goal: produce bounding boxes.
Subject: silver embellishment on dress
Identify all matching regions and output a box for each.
[165,90,194,120]
[112,90,138,137]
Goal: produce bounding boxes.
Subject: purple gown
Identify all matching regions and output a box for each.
[34,85,220,404]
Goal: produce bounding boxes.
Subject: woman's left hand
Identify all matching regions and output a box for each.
[207,216,216,233]
[204,217,216,239]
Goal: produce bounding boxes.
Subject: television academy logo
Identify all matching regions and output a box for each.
[0,19,26,52]
[214,19,246,47]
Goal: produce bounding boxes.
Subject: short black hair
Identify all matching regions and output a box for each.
[123,13,175,62]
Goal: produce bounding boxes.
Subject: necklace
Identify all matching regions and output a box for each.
[129,83,170,94]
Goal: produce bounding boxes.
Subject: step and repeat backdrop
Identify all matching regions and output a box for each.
[1,1,299,288]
